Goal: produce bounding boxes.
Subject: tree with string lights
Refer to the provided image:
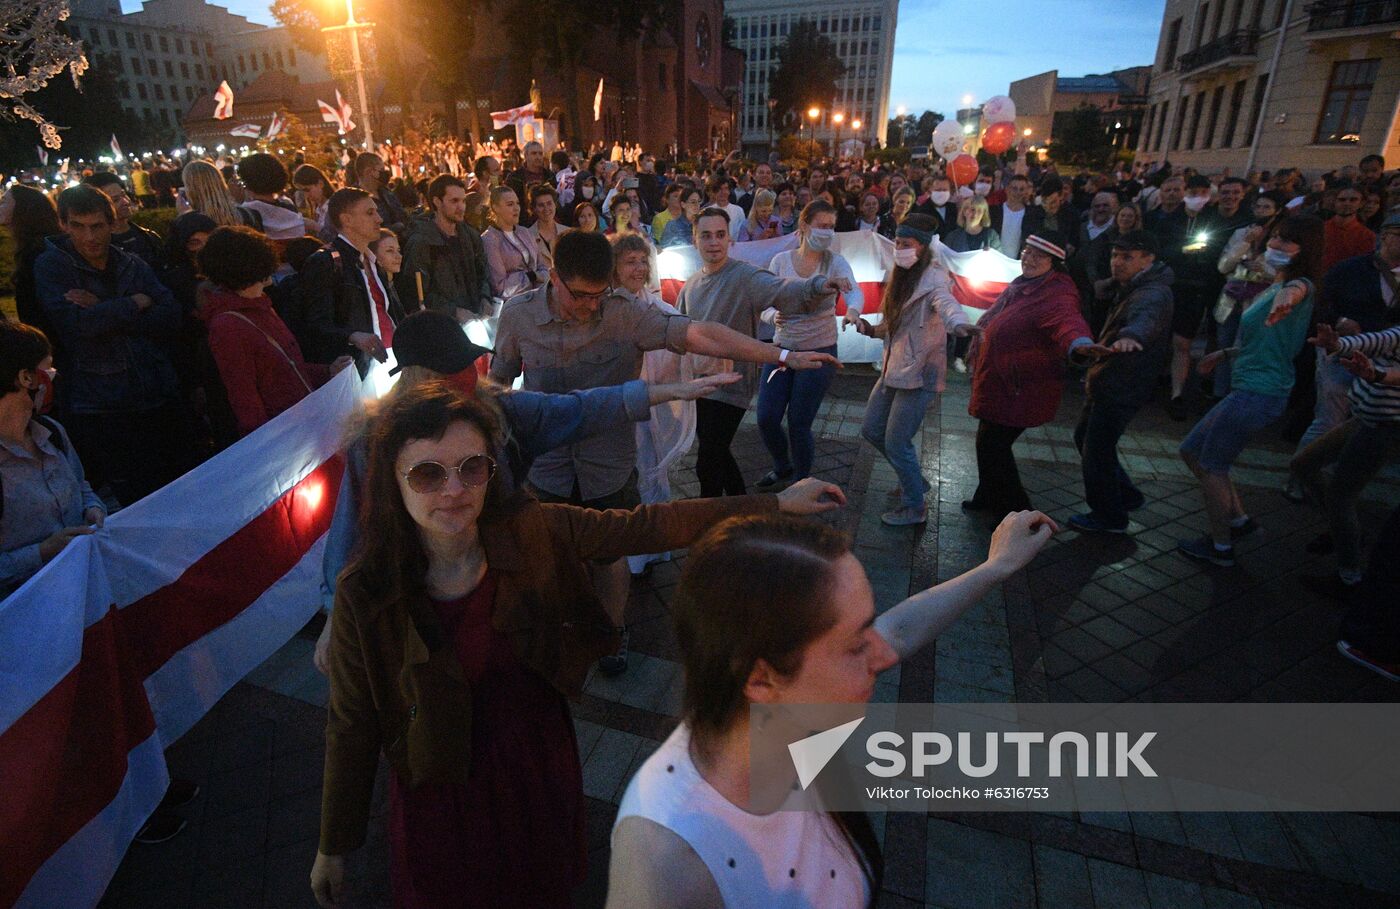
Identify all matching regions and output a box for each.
[1,0,89,150]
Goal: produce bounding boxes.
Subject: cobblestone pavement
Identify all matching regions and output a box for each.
[99,367,1400,909]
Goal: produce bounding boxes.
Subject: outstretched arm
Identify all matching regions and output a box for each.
[876,512,1057,660]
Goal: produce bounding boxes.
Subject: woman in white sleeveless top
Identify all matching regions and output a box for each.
[608,509,1057,908]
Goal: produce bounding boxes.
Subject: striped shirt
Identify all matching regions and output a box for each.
[1337,325,1400,422]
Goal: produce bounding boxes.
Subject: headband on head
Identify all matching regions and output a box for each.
[896,224,934,246]
[1023,234,1067,261]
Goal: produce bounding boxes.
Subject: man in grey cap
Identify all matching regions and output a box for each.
[1069,230,1177,534]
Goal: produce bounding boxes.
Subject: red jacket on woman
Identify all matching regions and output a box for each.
[968,271,1091,428]
[201,288,336,436]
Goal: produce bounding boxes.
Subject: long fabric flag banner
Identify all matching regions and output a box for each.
[653,229,1023,364]
[0,367,364,909]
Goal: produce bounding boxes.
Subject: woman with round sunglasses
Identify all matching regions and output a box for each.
[311,383,843,908]
[314,308,741,672]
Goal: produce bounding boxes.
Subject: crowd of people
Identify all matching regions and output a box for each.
[2,130,1399,906]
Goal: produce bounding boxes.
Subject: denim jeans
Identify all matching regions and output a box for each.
[1074,396,1143,527]
[860,380,935,509]
[756,343,838,478]
[1292,418,1400,581]
[1293,350,1356,454]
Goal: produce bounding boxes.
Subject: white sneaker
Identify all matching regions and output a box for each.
[953,357,968,374]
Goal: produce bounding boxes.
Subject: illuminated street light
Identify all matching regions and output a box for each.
[322,0,375,150]
[896,104,907,116]
[1023,128,1033,137]
[852,119,862,131]
[806,106,821,153]
[962,94,974,107]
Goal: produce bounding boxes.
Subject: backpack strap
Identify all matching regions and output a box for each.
[215,311,314,393]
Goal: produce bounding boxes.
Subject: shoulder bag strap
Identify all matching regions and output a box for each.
[217,310,313,393]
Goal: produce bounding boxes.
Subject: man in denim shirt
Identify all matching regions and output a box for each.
[34,186,188,506]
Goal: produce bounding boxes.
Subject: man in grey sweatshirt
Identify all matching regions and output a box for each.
[676,207,850,495]
[1069,230,1176,533]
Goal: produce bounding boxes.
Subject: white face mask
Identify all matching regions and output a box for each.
[894,246,919,268]
[930,190,951,206]
[1184,195,1209,213]
[974,182,992,196]
[806,227,835,251]
[957,185,974,200]
[581,187,594,199]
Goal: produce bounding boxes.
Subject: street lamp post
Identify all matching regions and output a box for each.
[322,0,375,150]
[767,98,777,153]
[806,106,820,159]
[831,111,844,159]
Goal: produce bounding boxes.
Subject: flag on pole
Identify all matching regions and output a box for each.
[36,147,48,166]
[57,157,69,176]
[109,135,122,160]
[318,90,355,135]
[266,110,286,140]
[229,123,262,139]
[489,102,534,129]
[593,77,604,122]
[212,80,235,120]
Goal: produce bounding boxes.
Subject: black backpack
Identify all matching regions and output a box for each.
[1,415,68,522]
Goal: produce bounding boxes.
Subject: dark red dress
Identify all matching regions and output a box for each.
[388,571,586,907]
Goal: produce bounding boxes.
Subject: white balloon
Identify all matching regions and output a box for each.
[931,120,964,160]
[984,95,1017,124]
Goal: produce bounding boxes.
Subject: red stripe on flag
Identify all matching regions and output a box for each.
[0,608,156,909]
[946,271,1008,311]
[0,456,343,905]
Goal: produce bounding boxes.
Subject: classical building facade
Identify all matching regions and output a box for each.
[726,0,900,153]
[1008,68,1152,154]
[70,0,329,140]
[1135,0,1400,173]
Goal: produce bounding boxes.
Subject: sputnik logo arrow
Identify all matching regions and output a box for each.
[788,717,864,790]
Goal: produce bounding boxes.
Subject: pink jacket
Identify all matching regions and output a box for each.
[968,271,1090,428]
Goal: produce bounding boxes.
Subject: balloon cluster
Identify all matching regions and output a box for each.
[930,95,1019,187]
[980,95,1018,155]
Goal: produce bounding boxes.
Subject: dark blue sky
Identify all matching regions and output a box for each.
[124,0,1168,121]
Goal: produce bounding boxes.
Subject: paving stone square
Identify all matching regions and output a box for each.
[99,367,1400,908]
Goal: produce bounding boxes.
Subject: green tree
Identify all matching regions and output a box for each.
[1048,103,1113,166]
[913,110,943,145]
[0,52,140,170]
[768,19,847,136]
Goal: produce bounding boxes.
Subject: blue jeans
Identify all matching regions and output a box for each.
[861,379,935,509]
[1294,350,1355,454]
[1074,396,1143,527]
[1179,389,1288,474]
[757,343,838,478]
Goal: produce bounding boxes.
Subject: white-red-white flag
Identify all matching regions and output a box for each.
[109,135,122,160]
[266,111,286,140]
[318,90,355,135]
[36,146,48,166]
[229,123,262,139]
[593,77,604,122]
[489,102,534,129]
[212,80,235,120]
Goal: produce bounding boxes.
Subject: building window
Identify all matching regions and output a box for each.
[195,63,203,79]
[263,52,272,69]
[1203,85,1225,149]
[138,83,147,100]
[238,55,246,73]
[143,34,152,51]
[107,29,116,45]
[206,42,214,57]
[164,60,173,77]
[1193,3,1210,48]
[1156,103,1170,151]
[119,82,129,98]
[1248,74,1269,145]
[251,54,259,71]
[1222,78,1247,147]
[131,56,140,73]
[1314,59,1378,144]
[176,38,184,54]
[1163,17,1182,65]
[1171,97,1187,150]
[148,59,158,75]
[160,109,169,125]
[159,35,168,52]
[288,48,296,66]
[126,32,135,49]
[276,50,284,67]
[155,85,164,100]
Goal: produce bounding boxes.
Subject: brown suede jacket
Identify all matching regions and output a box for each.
[319,493,780,854]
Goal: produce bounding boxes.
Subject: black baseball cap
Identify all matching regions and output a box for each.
[1111,230,1158,255]
[388,310,492,375]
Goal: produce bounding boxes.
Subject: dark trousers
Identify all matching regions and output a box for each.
[1074,396,1144,527]
[695,399,747,497]
[972,420,1030,514]
[1340,504,1400,660]
[755,344,837,478]
[66,401,194,507]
